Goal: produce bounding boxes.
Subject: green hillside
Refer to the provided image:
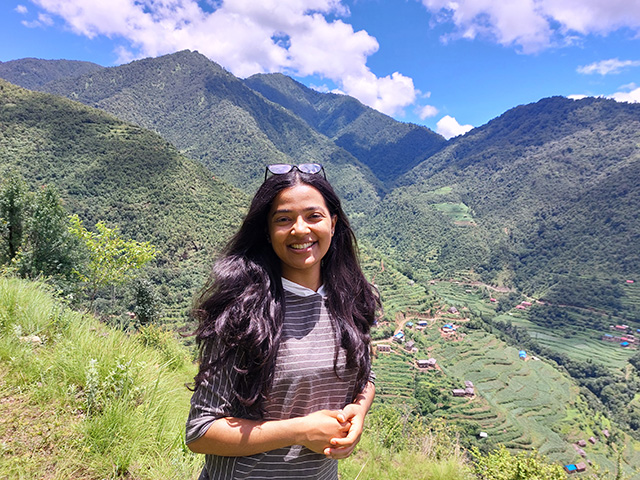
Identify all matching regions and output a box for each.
[0,78,247,322]
[35,51,381,218]
[0,57,103,90]
[244,72,446,184]
[369,96,640,312]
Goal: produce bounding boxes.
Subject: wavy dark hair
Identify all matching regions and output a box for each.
[192,170,380,419]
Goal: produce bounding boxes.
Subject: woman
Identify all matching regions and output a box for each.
[186,164,379,479]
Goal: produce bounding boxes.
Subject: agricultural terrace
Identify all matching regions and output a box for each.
[371,279,640,477]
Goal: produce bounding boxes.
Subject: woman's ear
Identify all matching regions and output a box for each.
[331,215,337,236]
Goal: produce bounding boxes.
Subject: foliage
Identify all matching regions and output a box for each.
[471,445,566,480]
[0,276,202,479]
[130,277,162,328]
[68,214,157,308]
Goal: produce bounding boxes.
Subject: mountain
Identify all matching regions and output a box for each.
[0,57,103,90]
[32,50,381,217]
[0,78,247,314]
[243,73,446,184]
[370,96,640,311]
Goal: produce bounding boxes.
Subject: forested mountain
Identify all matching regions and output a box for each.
[0,78,247,310]
[2,53,639,316]
[370,96,640,311]
[31,50,381,217]
[244,73,446,184]
[0,57,103,90]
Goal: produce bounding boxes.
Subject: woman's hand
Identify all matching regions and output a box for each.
[323,382,375,459]
[299,409,351,454]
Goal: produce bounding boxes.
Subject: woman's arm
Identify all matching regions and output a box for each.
[324,381,375,459]
[187,409,351,457]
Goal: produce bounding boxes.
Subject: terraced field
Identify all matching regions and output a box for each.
[506,311,637,372]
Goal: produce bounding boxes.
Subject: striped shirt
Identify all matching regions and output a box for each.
[186,279,362,479]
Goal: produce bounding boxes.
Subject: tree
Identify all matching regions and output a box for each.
[0,174,29,263]
[68,215,157,309]
[131,277,161,328]
[15,185,79,279]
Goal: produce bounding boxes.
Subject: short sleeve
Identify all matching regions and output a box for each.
[185,349,240,444]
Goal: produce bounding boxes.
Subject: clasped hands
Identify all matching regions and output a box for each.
[302,403,366,460]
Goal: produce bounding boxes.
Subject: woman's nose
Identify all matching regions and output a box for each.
[291,217,310,235]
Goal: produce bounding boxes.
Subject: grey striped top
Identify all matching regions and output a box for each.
[186,279,362,480]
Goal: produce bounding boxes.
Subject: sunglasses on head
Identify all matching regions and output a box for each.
[264,163,326,181]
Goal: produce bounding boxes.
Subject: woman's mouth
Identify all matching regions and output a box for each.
[289,242,315,250]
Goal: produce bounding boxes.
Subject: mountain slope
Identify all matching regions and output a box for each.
[35,50,381,217]
[375,96,640,305]
[244,72,447,184]
[0,78,247,310]
[0,57,103,90]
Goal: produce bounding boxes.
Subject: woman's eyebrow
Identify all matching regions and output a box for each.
[271,206,324,216]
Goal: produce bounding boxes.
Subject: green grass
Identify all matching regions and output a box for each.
[0,276,202,479]
[432,202,475,223]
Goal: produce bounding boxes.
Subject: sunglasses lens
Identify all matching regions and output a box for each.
[267,164,294,175]
[298,163,322,174]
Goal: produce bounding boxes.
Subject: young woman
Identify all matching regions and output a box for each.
[186,164,379,479]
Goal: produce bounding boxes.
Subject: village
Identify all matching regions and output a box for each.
[372,286,630,476]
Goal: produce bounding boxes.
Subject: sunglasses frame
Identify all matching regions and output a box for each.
[264,163,326,181]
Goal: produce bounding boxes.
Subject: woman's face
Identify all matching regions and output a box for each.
[268,184,337,290]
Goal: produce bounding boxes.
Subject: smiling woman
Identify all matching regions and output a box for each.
[186,164,380,480]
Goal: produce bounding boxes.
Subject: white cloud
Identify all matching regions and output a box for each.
[28,0,418,117]
[577,58,640,75]
[567,94,588,100]
[15,5,28,14]
[419,0,640,53]
[436,115,473,139]
[418,104,439,119]
[22,12,54,28]
[608,85,640,103]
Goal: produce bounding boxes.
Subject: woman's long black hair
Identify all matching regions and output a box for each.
[192,170,380,419]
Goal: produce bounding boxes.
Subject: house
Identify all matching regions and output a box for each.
[447,306,459,314]
[575,462,587,472]
[602,334,616,342]
[490,298,497,303]
[516,305,526,310]
[393,331,405,343]
[589,436,597,444]
[602,429,610,439]
[614,325,629,332]
[478,432,488,439]
[377,344,391,353]
[577,448,586,457]
[405,340,416,352]
[564,464,577,474]
[627,280,635,284]
[465,387,475,396]
[406,321,414,328]
[465,380,474,388]
[417,358,437,369]
[519,350,527,360]
[621,342,630,348]
[442,323,457,332]
[417,320,428,327]
[577,439,587,447]
[452,389,467,397]
[522,301,532,307]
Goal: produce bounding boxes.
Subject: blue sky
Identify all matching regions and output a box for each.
[1,0,640,139]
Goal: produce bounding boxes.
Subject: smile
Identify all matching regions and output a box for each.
[289,242,315,250]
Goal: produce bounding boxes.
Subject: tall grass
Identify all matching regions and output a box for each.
[0,276,201,479]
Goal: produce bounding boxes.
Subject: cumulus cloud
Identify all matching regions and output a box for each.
[608,84,640,103]
[577,58,640,75]
[436,115,473,139]
[419,0,640,53]
[27,0,417,116]
[15,5,28,14]
[418,104,439,119]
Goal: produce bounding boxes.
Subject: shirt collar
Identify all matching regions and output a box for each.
[282,277,327,298]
